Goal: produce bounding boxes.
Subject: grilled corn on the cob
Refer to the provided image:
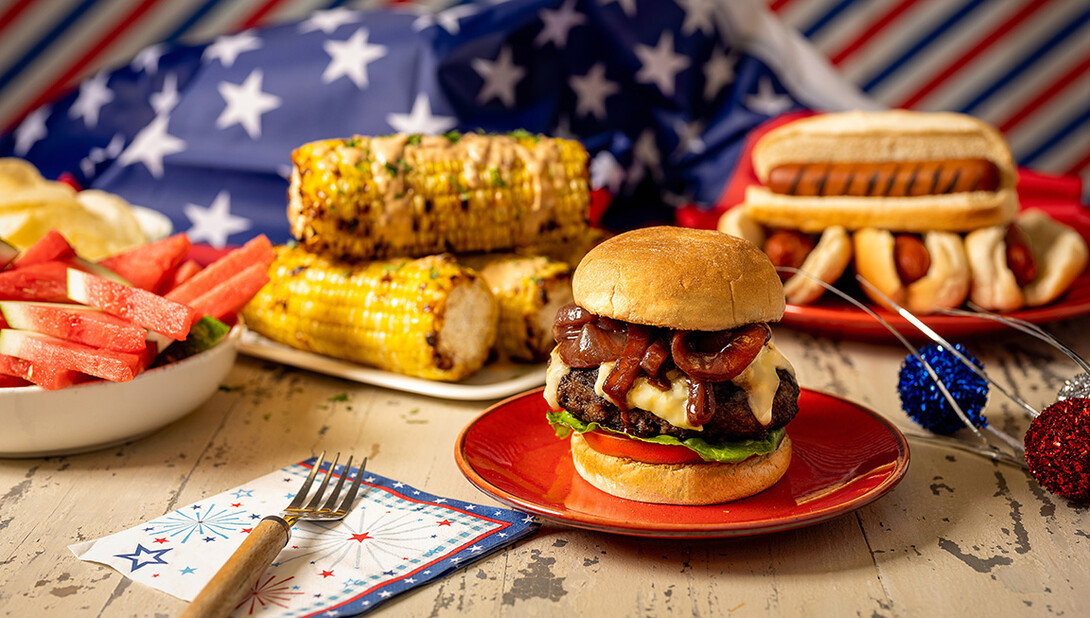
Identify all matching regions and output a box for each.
[288,132,590,261]
[460,254,574,362]
[243,245,497,381]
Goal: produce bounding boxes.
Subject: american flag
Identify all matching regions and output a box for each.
[0,0,1084,249]
[0,0,881,246]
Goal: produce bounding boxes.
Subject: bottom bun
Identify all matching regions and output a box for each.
[570,432,792,505]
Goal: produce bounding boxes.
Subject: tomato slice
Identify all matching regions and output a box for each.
[581,430,707,465]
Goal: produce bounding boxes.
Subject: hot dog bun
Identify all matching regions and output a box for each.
[744,110,1018,233]
[717,209,852,305]
[966,210,1089,311]
[781,227,852,305]
[854,228,970,313]
[570,432,793,505]
[1018,209,1089,307]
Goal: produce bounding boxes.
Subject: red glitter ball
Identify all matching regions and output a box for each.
[1024,398,1090,502]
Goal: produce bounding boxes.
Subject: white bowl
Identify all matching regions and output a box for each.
[0,325,241,458]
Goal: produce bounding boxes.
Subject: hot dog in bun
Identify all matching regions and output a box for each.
[544,227,798,505]
[744,110,1018,233]
[965,208,1089,312]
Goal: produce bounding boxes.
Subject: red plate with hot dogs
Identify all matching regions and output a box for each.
[680,110,1090,342]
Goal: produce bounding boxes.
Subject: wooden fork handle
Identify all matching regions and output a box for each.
[181,516,291,618]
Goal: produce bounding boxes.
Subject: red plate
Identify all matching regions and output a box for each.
[780,205,1090,341]
[455,387,910,538]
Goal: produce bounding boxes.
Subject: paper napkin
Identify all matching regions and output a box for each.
[70,458,538,617]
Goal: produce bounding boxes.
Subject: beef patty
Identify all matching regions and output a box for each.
[555,368,799,442]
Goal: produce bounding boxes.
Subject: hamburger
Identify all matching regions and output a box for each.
[543,226,799,505]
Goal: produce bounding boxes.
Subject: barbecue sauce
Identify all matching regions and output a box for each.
[553,303,771,428]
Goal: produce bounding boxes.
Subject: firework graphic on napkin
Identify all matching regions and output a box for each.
[70,458,538,617]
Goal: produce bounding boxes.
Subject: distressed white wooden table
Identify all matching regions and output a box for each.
[2,317,1088,617]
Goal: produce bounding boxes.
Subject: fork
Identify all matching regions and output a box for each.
[181,452,367,618]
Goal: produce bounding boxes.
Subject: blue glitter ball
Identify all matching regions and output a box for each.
[898,343,989,435]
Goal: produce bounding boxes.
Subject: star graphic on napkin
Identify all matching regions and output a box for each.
[180,567,196,575]
[321,570,335,578]
[153,538,169,544]
[437,519,452,527]
[350,533,372,542]
[115,544,172,572]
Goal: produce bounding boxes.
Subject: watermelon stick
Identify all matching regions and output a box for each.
[67,268,200,341]
[0,329,142,382]
[166,235,273,304]
[0,352,87,390]
[0,301,147,353]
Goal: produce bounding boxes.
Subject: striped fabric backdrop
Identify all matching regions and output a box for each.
[0,0,1087,200]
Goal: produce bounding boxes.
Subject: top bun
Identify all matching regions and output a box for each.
[572,226,784,331]
[752,110,1017,190]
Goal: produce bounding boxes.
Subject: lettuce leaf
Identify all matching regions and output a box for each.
[546,409,785,463]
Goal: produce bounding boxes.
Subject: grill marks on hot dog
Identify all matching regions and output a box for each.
[767,159,1001,198]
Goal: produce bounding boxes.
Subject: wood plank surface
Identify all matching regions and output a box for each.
[1,316,1088,617]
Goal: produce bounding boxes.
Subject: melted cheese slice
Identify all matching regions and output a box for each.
[594,363,700,430]
[543,341,795,429]
[731,341,795,426]
[543,347,571,410]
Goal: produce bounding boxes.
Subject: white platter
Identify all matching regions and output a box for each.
[239,329,547,401]
[0,326,241,458]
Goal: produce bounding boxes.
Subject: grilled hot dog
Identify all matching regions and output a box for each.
[767,159,1000,198]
